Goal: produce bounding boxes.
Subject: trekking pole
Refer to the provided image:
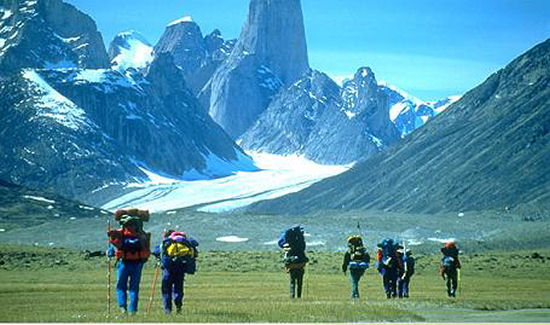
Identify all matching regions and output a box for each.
[306,265,310,299]
[106,218,112,316]
[458,268,463,299]
[146,262,160,314]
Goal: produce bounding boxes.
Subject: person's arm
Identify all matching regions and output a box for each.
[152,243,162,258]
[106,244,116,257]
[342,252,350,273]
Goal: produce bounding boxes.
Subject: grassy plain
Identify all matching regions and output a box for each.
[1,245,550,322]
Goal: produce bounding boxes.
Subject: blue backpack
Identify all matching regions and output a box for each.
[278,226,308,265]
[378,239,400,269]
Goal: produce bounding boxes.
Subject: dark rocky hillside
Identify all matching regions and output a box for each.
[251,39,550,214]
[0,179,105,231]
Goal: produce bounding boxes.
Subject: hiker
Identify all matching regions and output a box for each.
[278,226,309,298]
[397,248,415,298]
[376,238,402,299]
[440,241,461,297]
[107,209,151,315]
[342,235,370,299]
[152,230,199,314]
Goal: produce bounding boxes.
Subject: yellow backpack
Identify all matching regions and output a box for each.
[166,242,193,258]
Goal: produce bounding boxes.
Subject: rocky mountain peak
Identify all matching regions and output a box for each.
[0,0,109,76]
[206,0,310,138]
[154,16,237,95]
[108,30,153,72]
[154,16,207,73]
[233,0,310,84]
[354,67,378,90]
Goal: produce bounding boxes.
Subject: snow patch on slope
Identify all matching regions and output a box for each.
[102,153,350,213]
[111,31,153,72]
[168,16,194,27]
[22,70,91,131]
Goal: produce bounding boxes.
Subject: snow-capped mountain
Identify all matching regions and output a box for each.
[379,83,461,136]
[154,16,235,95]
[108,30,153,72]
[204,0,310,138]
[240,68,400,164]
[0,0,109,77]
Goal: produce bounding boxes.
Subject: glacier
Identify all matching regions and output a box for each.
[102,152,350,213]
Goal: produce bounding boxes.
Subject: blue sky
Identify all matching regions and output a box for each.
[66,0,549,100]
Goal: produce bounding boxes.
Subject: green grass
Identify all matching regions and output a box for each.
[0,245,550,322]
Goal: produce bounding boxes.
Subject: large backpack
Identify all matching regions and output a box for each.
[278,226,308,266]
[377,238,400,269]
[109,210,151,262]
[278,226,306,252]
[162,232,198,274]
[347,235,370,270]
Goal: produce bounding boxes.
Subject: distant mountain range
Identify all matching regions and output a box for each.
[250,39,550,214]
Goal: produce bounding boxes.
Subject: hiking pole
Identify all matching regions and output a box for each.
[146,262,160,314]
[458,268,463,299]
[107,218,112,316]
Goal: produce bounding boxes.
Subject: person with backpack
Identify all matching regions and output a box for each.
[278,226,309,299]
[152,230,199,314]
[342,235,370,299]
[397,248,415,298]
[376,238,401,299]
[107,209,151,315]
[440,241,461,297]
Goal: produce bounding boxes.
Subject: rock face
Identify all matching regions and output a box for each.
[0,0,109,76]
[240,68,401,164]
[154,17,235,95]
[108,30,153,72]
[251,39,550,214]
[206,0,310,138]
[0,55,256,203]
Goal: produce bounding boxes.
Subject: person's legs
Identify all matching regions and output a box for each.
[116,262,130,311]
[389,268,398,298]
[173,270,185,312]
[397,277,404,298]
[128,262,144,313]
[296,268,304,298]
[349,270,361,298]
[403,278,410,298]
[450,272,458,297]
[161,268,174,313]
[445,271,455,297]
[289,270,296,298]
[382,271,391,298]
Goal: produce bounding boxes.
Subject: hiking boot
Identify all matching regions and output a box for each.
[386,292,391,299]
[176,307,182,314]
[404,293,409,298]
[120,307,127,314]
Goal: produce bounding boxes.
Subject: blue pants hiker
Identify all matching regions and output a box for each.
[397,276,410,297]
[162,267,185,312]
[445,269,458,297]
[116,260,144,313]
[381,267,398,297]
[349,269,364,298]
